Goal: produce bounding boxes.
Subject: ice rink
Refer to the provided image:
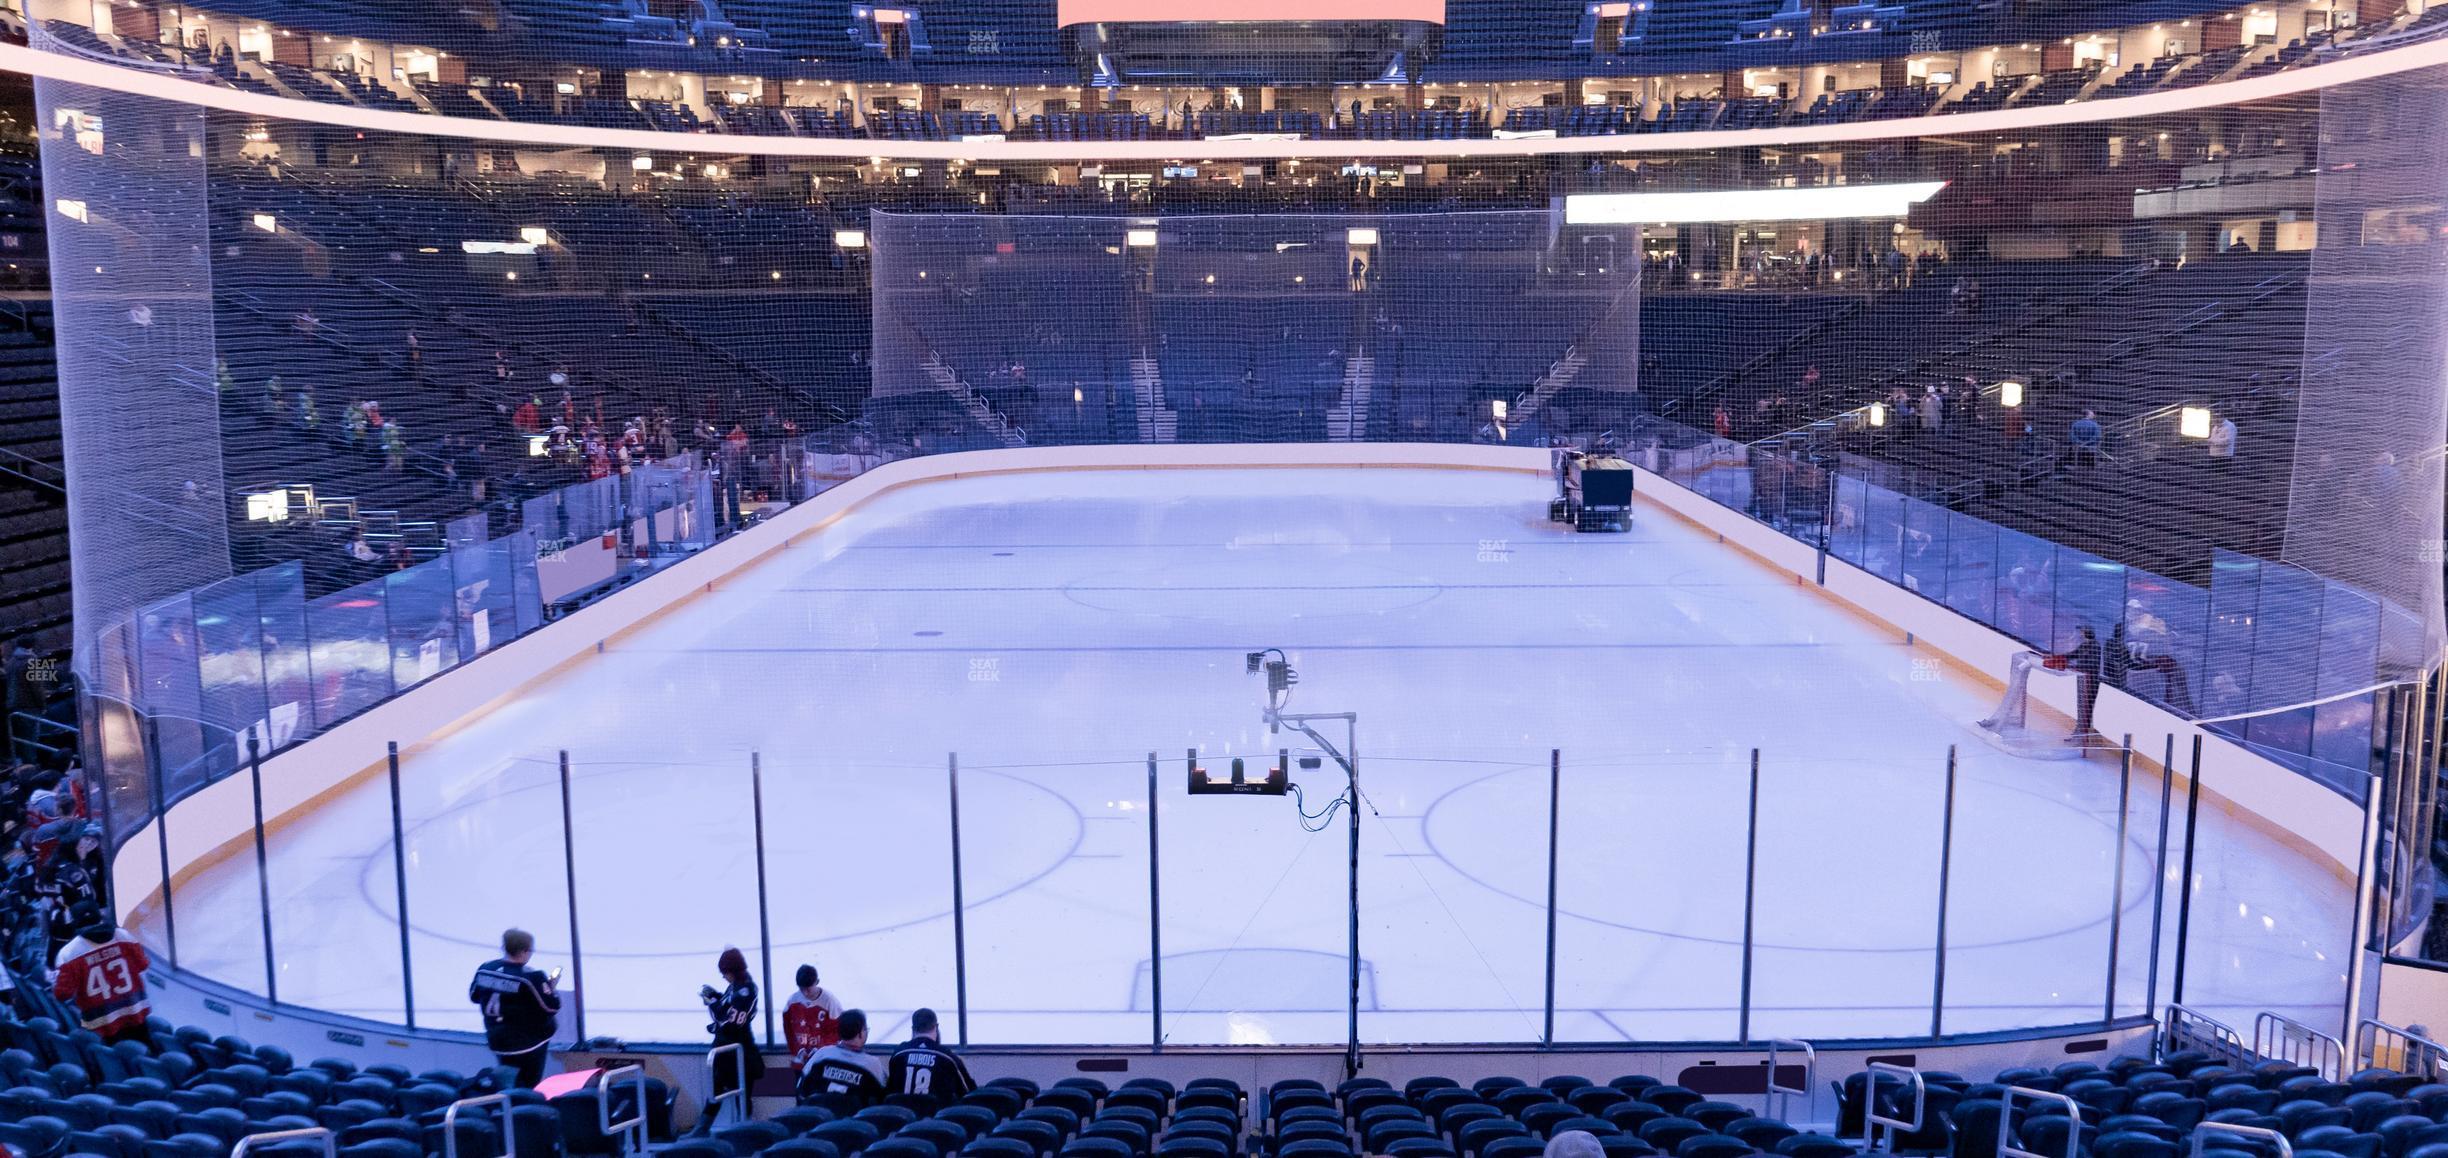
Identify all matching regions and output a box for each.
[158,467,2352,1047]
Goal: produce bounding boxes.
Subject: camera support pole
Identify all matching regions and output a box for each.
[1267,707,1362,1079]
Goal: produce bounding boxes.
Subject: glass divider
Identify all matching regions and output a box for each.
[752,751,777,1049]
[246,729,278,1004]
[2170,735,2206,1005]
[558,749,587,1044]
[1146,751,1162,1053]
[387,740,415,1030]
[947,752,970,1046]
[2145,733,2177,1019]
[1930,744,1958,1038]
[146,717,177,969]
[1738,747,1760,1044]
[2103,735,2135,1025]
[1543,748,1561,1047]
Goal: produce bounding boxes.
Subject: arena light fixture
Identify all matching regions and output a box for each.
[1868,402,1887,427]
[1565,181,1948,224]
[1998,380,2025,408]
[519,226,549,246]
[1126,228,1159,248]
[1347,227,1380,246]
[244,491,290,523]
[2180,407,2213,438]
[54,199,86,223]
[631,153,654,171]
[252,213,277,233]
[834,229,867,250]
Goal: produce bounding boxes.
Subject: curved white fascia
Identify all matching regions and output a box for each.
[4,34,2445,161]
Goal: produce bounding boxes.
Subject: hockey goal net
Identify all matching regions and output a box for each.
[1975,650,2085,760]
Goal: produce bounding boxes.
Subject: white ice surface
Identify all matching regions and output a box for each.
[157,469,2352,1047]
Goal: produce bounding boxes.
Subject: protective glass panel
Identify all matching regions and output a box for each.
[1157,749,1351,1046]
[961,757,1152,1046]
[1554,753,1746,1042]
[1364,752,1548,1045]
[1750,747,1943,1040]
[568,755,764,1045]
[1943,511,1998,626]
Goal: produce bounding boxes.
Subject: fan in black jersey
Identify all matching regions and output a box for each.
[796,1007,888,1112]
[884,1007,976,1110]
[468,928,561,1087]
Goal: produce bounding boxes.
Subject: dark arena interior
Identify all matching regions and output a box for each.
[5,0,2448,1155]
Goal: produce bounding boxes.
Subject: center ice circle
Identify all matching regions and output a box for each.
[371,762,1080,957]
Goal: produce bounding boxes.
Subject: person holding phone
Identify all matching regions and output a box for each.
[469,927,561,1088]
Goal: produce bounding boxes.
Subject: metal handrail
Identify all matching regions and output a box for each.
[1765,1038,1816,1125]
[443,1092,517,1158]
[230,1128,338,1158]
[2162,1003,2252,1065]
[2255,1011,2348,1081]
[706,1041,750,1131]
[2357,1017,2448,1079]
[1999,1087,2082,1158]
[598,1063,649,1156]
[1864,1062,1925,1154]
[2190,1122,2292,1158]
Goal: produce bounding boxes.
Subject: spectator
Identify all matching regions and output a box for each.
[2207,415,2237,462]
[1547,1130,1607,1158]
[469,927,561,1088]
[1712,403,1732,440]
[2061,622,2128,739]
[52,905,149,1045]
[513,396,542,434]
[2068,410,2102,468]
[885,1007,976,1109]
[796,1007,887,1112]
[784,963,842,1070]
[344,531,380,566]
[4,638,42,761]
[697,947,764,1122]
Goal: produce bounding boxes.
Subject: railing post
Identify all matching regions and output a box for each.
[2105,734,2133,1024]
[246,729,278,1003]
[751,752,776,1048]
[387,741,415,1028]
[1148,751,1163,1053]
[558,750,586,1045]
[948,752,969,1046]
[2171,735,2204,1006]
[1740,747,1760,1044]
[1931,745,1957,1038]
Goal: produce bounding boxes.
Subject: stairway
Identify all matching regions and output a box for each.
[1129,352,1177,443]
[1328,354,1375,441]
[1508,347,1589,425]
[922,356,1027,448]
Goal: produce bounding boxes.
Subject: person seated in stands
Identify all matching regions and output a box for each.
[884,1008,976,1110]
[344,530,379,567]
[514,396,542,435]
[796,1007,887,1112]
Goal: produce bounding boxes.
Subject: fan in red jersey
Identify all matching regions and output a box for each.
[52,906,150,1045]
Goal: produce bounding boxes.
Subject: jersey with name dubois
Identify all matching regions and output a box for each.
[886,1038,976,1104]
